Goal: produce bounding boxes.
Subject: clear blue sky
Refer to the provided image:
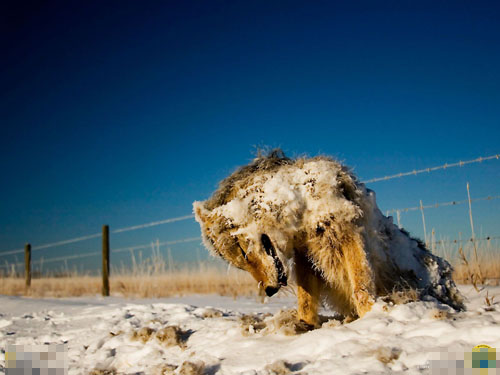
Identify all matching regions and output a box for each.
[1,1,499,272]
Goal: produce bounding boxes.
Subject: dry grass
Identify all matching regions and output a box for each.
[452,253,500,286]
[0,245,257,298]
[0,240,498,298]
[0,268,256,298]
[436,240,500,286]
[111,268,256,298]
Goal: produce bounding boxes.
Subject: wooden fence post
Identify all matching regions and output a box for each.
[25,243,31,293]
[419,200,428,247]
[102,225,110,296]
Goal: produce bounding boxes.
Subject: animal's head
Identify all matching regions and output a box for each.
[193,201,288,296]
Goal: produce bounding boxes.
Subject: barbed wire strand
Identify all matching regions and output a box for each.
[0,233,102,257]
[0,248,31,257]
[362,153,499,184]
[0,237,202,268]
[0,251,101,268]
[33,233,102,251]
[36,251,101,265]
[111,215,195,234]
[430,235,500,245]
[0,215,195,256]
[112,237,200,254]
[386,195,500,215]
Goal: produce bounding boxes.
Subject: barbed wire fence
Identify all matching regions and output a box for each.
[361,154,499,183]
[384,195,500,236]
[0,153,499,290]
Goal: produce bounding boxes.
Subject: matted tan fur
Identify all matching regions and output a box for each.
[194,150,464,327]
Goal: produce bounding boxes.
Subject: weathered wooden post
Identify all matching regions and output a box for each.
[102,225,110,296]
[24,243,31,293]
[419,200,428,247]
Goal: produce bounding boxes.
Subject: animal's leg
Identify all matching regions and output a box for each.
[294,251,321,328]
[342,233,375,318]
[307,222,375,319]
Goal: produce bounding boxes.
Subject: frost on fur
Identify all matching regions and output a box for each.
[193,149,465,326]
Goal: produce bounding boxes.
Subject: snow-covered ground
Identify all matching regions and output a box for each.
[0,285,499,374]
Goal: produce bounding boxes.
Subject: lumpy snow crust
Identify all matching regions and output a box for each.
[0,287,498,374]
[212,160,361,240]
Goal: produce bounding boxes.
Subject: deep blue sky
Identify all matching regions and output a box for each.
[1,1,499,271]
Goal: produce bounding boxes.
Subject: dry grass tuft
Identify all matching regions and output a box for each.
[89,369,117,375]
[484,290,495,307]
[265,309,313,335]
[129,325,190,348]
[321,318,342,328]
[155,326,186,348]
[131,326,156,343]
[201,308,223,318]
[429,308,453,320]
[178,360,205,375]
[375,347,402,364]
[435,240,500,287]
[239,313,269,336]
[158,364,178,375]
[239,309,319,336]
[264,360,293,375]
[453,256,500,286]
[383,288,419,305]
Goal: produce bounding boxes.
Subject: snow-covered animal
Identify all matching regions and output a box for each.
[193,150,464,327]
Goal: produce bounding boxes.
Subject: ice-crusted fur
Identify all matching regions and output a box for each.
[193,150,464,327]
